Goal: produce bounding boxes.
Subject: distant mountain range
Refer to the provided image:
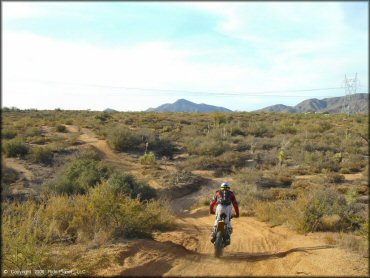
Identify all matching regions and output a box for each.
[146,99,232,112]
[255,93,368,114]
[104,108,118,113]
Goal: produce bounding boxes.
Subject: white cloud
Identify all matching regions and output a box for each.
[2,2,368,111]
[3,2,46,20]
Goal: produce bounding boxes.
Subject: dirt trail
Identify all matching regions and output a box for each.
[67,126,162,189]
[65,126,367,276]
[118,196,367,276]
[4,158,34,181]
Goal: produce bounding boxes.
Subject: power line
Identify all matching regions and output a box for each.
[16,78,348,98]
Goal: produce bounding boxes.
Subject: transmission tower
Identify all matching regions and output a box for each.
[341,73,359,115]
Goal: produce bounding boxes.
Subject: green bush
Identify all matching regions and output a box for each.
[107,172,156,200]
[2,163,19,197]
[3,139,30,158]
[150,139,175,159]
[299,189,364,232]
[77,147,101,161]
[278,121,297,134]
[29,147,53,165]
[248,123,273,137]
[95,112,112,122]
[304,151,340,172]
[56,125,67,132]
[187,137,228,156]
[325,172,345,184]
[139,152,156,165]
[50,158,111,195]
[2,163,19,185]
[25,127,42,137]
[2,129,17,139]
[107,127,141,152]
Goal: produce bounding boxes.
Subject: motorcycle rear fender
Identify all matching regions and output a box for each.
[217,220,226,232]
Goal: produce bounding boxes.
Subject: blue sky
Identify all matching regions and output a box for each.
[3,2,368,111]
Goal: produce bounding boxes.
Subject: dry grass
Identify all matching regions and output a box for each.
[323,232,368,258]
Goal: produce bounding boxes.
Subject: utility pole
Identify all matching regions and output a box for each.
[341,73,358,115]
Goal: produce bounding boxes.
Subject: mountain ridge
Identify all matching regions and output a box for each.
[255,93,368,114]
[146,99,232,112]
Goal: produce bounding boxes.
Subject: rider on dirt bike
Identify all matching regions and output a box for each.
[209,182,239,245]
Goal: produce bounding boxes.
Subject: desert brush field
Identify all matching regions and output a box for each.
[1,108,369,276]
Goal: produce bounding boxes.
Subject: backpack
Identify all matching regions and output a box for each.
[217,190,232,206]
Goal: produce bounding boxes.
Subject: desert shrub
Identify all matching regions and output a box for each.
[233,168,262,186]
[251,187,366,233]
[67,132,80,145]
[29,147,54,165]
[341,154,367,173]
[182,151,248,174]
[213,112,230,125]
[150,139,175,159]
[254,200,290,226]
[344,187,358,205]
[297,189,364,232]
[248,123,273,137]
[48,141,68,153]
[324,232,368,257]
[27,135,47,145]
[107,172,156,200]
[303,151,340,172]
[291,179,317,190]
[235,143,251,152]
[268,188,297,200]
[254,151,279,167]
[56,125,67,133]
[95,112,112,122]
[107,127,141,152]
[256,175,293,189]
[230,126,246,136]
[186,137,228,156]
[139,152,156,165]
[46,182,173,242]
[77,147,101,161]
[2,128,17,139]
[2,185,174,270]
[278,121,297,134]
[25,127,42,137]
[3,139,30,158]
[325,172,345,184]
[50,158,111,195]
[161,169,203,193]
[1,164,19,197]
[307,122,332,133]
[2,201,54,271]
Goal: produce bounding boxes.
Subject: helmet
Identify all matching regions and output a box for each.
[220,182,230,190]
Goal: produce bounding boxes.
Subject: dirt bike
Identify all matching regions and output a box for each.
[213,212,232,258]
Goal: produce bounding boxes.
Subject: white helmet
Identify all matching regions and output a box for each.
[220,182,230,190]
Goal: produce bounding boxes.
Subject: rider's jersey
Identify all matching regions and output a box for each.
[210,190,239,217]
